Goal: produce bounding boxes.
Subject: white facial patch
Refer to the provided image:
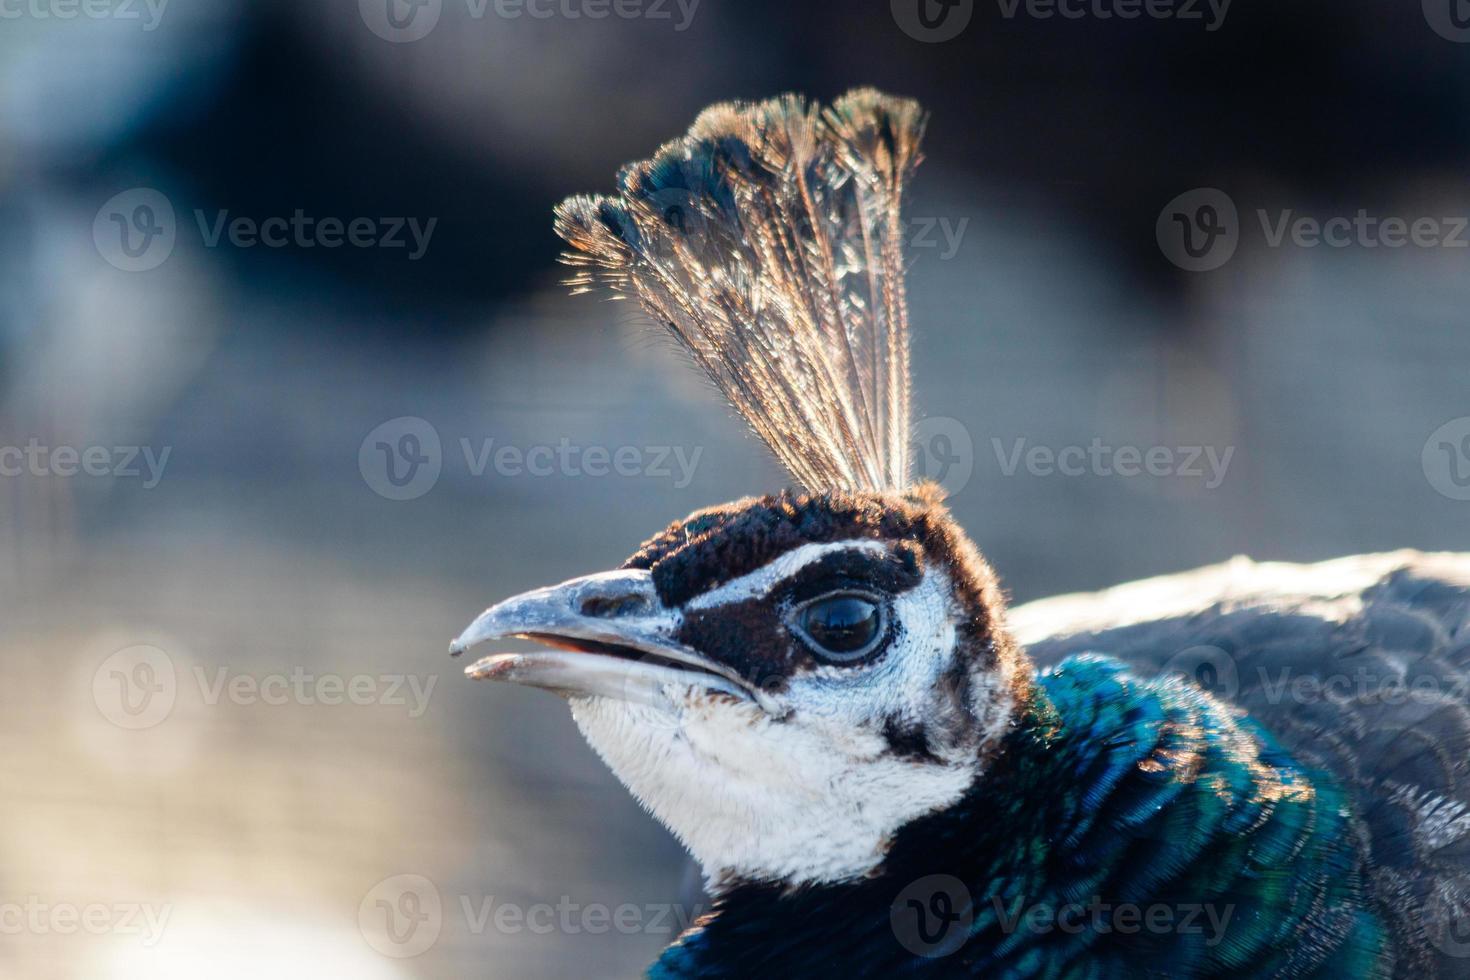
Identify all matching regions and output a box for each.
[568,559,1013,890]
[685,539,891,611]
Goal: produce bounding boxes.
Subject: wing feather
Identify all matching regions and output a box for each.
[1012,551,1470,978]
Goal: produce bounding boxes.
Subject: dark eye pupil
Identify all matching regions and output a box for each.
[800,596,880,656]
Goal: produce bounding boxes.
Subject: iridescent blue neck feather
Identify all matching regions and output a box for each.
[651,655,1390,978]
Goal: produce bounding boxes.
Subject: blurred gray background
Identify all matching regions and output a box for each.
[2,0,1469,976]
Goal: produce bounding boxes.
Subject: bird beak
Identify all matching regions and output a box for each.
[450,569,781,713]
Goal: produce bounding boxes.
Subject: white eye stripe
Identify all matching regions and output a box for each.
[685,539,890,611]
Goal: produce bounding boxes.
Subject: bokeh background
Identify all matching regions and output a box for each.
[3,0,1469,976]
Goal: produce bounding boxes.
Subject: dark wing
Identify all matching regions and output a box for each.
[1011,551,1470,979]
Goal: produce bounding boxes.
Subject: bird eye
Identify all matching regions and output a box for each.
[792,593,885,663]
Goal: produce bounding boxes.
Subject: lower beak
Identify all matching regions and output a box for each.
[450,569,778,713]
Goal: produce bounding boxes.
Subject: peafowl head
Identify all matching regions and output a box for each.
[451,90,1030,890]
[450,486,1029,889]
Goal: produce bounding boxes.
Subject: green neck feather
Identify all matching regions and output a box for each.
[651,654,1392,978]
[958,654,1390,977]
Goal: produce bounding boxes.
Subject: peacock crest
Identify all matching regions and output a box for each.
[553,89,926,495]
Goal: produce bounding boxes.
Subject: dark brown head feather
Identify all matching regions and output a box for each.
[622,488,1021,679]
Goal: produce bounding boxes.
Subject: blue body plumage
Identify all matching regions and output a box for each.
[652,655,1389,978]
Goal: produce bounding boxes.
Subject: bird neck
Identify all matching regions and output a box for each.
[649,655,1392,978]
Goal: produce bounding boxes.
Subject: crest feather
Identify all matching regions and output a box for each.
[553,88,927,493]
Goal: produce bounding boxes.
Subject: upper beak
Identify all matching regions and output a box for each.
[450,569,780,713]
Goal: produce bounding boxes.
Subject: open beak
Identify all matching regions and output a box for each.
[450,569,780,713]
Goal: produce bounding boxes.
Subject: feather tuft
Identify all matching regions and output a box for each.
[553,89,927,493]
